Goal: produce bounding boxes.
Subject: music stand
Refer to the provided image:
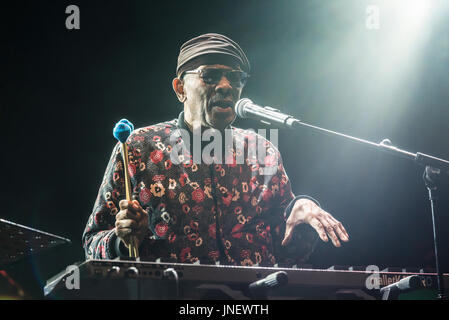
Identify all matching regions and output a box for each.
[0,218,71,267]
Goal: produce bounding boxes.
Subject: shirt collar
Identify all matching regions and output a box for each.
[176,111,233,133]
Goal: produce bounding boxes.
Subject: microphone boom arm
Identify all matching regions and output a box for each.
[236,97,449,299]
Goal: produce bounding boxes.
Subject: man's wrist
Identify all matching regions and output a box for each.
[284,195,321,219]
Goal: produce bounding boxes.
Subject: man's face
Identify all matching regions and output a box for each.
[182,64,244,130]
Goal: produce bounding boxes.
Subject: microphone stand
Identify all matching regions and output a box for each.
[272,116,448,300]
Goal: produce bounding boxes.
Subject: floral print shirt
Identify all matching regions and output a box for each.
[82,112,317,266]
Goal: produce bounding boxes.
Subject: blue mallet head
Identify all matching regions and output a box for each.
[118,118,134,131]
[113,119,134,143]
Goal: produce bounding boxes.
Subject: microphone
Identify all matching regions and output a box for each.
[235,98,300,129]
[248,271,288,299]
[380,275,423,300]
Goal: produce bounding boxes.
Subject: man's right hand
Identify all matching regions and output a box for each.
[115,200,149,248]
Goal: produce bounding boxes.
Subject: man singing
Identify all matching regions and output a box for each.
[83,33,349,266]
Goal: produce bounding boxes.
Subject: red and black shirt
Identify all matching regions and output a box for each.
[82,112,318,266]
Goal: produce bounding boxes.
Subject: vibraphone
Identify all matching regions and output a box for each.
[44,259,449,300]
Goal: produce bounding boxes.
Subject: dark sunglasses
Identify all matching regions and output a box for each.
[184,68,250,88]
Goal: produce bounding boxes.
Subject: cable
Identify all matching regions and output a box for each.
[163,268,180,299]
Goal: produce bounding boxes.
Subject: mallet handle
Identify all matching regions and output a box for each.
[121,142,139,258]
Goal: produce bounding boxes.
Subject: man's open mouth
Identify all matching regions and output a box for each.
[210,100,234,110]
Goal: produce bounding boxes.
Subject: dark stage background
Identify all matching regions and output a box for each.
[2,0,449,298]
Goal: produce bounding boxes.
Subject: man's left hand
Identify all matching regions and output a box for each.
[281,198,349,247]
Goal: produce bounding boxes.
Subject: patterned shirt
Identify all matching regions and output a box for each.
[82,112,318,266]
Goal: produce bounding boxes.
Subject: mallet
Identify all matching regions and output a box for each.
[113,119,139,258]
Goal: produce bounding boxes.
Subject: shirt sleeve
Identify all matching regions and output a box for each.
[82,142,127,259]
[268,151,319,266]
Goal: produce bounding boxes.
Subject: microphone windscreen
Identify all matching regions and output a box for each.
[396,275,423,291]
[267,271,288,287]
[235,98,252,118]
